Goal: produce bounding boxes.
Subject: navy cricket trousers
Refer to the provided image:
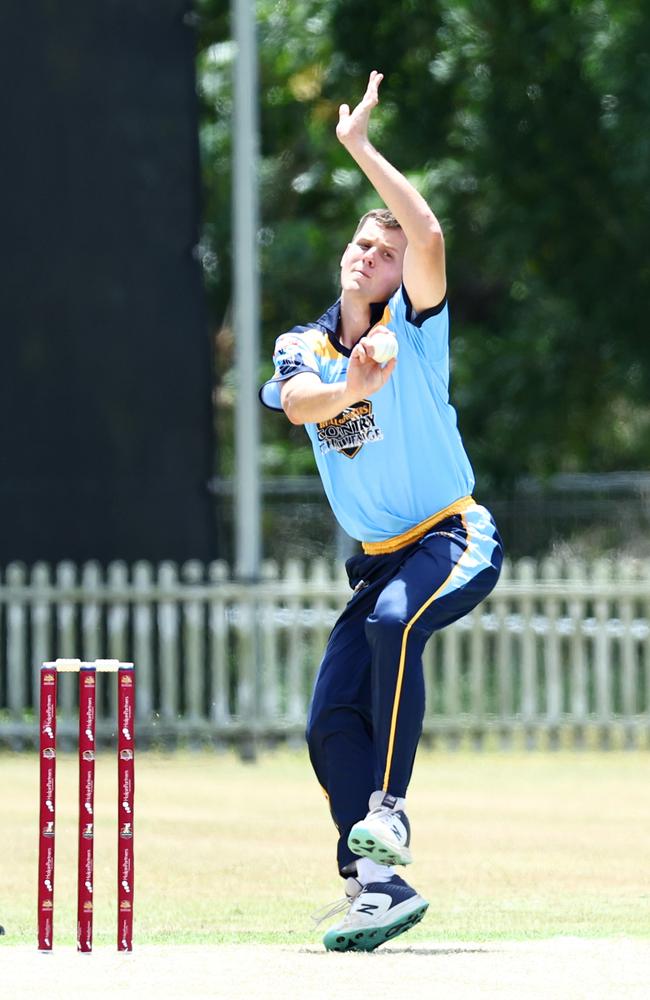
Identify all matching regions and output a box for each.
[305,504,503,874]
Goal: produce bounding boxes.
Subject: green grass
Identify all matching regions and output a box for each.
[4,747,650,946]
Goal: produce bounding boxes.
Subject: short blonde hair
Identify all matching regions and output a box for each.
[352,208,402,239]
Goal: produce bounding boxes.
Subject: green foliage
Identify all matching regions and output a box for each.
[433,0,650,483]
[195,0,650,485]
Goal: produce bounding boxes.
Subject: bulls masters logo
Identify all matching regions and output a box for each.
[316,399,383,458]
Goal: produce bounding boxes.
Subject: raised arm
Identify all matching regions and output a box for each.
[336,71,446,312]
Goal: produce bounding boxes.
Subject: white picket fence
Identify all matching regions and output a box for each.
[1,557,649,750]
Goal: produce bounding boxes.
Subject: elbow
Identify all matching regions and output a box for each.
[408,213,444,252]
[419,220,444,251]
[282,395,305,426]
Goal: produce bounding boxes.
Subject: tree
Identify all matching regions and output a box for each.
[195,0,650,487]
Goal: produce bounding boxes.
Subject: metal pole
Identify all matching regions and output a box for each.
[232,0,261,580]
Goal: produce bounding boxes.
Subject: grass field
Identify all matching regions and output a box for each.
[3,746,650,950]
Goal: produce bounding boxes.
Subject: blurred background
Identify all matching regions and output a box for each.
[201,0,650,564]
[1,0,216,565]
[1,0,650,750]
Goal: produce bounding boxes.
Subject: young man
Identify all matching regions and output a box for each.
[260,71,503,951]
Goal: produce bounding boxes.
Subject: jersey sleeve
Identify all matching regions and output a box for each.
[259,330,321,411]
[385,285,449,366]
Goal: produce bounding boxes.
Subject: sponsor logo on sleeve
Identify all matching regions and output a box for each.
[275,345,310,378]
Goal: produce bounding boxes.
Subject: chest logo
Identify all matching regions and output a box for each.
[316,399,383,458]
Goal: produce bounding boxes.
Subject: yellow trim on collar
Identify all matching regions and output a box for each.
[361,496,476,555]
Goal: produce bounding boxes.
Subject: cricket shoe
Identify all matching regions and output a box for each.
[347,792,412,866]
[322,875,428,952]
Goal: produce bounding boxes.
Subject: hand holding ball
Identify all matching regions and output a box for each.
[366,330,398,364]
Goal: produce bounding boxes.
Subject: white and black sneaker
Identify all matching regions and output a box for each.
[322,875,428,952]
[348,791,413,866]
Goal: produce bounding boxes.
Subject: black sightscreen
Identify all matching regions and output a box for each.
[0,1,217,563]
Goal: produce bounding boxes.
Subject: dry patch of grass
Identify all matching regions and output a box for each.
[3,748,650,946]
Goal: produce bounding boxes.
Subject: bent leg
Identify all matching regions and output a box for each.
[366,506,503,797]
[306,590,377,874]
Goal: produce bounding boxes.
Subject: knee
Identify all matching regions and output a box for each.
[364,608,407,649]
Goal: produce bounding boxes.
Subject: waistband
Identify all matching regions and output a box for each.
[361,496,477,555]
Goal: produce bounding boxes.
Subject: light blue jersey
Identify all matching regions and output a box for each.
[259,285,475,544]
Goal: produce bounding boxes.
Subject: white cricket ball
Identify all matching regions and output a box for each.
[367,330,398,364]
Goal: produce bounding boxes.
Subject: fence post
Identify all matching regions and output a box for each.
[259,560,280,732]
[641,560,650,748]
[6,563,27,737]
[469,605,486,750]
[31,563,52,730]
[182,560,206,741]
[157,562,180,738]
[133,561,155,726]
[495,560,514,749]
[593,558,612,749]
[107,561,129,726]
[542,557,562,749]
[568,559,588,748]
[619,558,638,749]
[285,559,305,738]
[80,562,102,663]
[518,559,537,749]
[208,561,230,739]
[235,575,257,760]
[55,561,77,729]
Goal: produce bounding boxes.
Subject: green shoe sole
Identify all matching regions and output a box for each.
[347,822,413,866]
[323,900,428,953]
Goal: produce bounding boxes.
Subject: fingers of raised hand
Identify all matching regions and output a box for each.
[365,70,383,102]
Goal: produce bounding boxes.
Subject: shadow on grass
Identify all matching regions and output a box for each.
[297,946,494,956]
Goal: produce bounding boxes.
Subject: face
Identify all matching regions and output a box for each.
[340,219,406,302]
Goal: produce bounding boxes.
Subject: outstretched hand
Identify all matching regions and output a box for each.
[336,70,383,149]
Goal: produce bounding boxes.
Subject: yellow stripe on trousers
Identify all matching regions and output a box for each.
[382,514,473,791]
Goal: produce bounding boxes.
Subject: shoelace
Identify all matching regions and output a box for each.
[310,895,352,929]
[310,877,363,928]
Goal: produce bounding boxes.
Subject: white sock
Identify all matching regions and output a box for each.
[356,857,396,885]
[368,789,407,812]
